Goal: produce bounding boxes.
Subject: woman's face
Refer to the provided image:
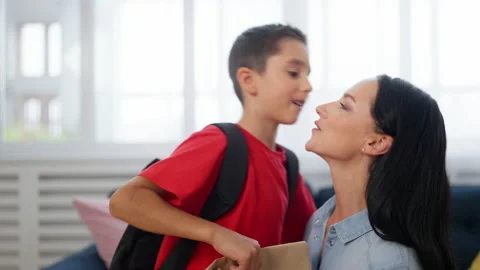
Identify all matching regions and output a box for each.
[305,79,383,161]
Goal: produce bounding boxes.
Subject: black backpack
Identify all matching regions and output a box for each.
[109,123,300,270]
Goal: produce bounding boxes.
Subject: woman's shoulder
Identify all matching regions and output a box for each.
[303,195,335,240]
[307,196,335,226]
[314,195,336,216]
[365,231,422,270]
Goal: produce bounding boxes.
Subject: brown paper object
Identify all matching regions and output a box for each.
[205,241,311,270]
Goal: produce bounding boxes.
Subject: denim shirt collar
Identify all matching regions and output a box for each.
[317,196,373,244]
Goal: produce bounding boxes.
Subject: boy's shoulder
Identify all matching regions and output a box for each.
[188,123,248,145]
[185,124,228,143]
[182,123,288,159]
[172,124,236,155]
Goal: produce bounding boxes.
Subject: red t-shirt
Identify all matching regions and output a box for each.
[139,124,316,270]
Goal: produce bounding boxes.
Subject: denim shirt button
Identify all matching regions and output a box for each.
[313,235,320,241]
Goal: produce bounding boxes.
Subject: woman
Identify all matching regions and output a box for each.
[304,75,456,270]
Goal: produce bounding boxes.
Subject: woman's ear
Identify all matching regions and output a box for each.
[237,67,257,96]
[364,135,393,156]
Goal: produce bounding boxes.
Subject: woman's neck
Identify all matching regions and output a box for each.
[328,160,369,223]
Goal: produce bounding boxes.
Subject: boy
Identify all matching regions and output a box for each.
[109,24,316,270]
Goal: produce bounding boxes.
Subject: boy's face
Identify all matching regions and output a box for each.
[243,38,312,125]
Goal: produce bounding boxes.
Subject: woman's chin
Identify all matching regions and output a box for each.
[305,140,314,152]
[305,140,322,155]
[306,144,332,162]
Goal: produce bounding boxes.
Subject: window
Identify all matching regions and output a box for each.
[48,98,62,137]
[307,0,480,153]
[309,0,400,91]
[23,98,41,131]
[437,0,480,86]
[95,0,185,143]
[3,0,80,143]
[193,0,283,131]
[20,23,46,77]
[1,0,479,161]
[410,0,433,86]
[410,0,480,139]
[47,23,62,77]
[19,22,62,78]
[329,0,394,87]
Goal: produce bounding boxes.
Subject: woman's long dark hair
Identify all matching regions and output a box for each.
[366,75,456,270]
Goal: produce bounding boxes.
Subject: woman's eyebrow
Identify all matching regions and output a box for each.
[343,93,356,103]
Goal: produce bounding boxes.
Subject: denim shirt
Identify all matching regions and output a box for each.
[304,196,422,270]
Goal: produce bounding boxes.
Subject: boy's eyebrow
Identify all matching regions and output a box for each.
[343,93,357,103]
[287,58,311,74]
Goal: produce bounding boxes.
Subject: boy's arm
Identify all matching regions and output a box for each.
[110,176,260,263]
[110,175,217,243]
[109,126,261,269]
[282,174,317,243]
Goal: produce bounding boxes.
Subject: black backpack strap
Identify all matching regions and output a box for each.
[109,158,164,270]
[200,123,249,219]
[143,158,161,170]
[283,146,299,205]
[160,123,249,270]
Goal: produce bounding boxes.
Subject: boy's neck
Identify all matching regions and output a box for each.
[237,114,279,150]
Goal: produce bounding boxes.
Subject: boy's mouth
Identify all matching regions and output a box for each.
[292,100,305,107]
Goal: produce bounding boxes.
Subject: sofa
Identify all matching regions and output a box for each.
[44,185,480,270]
[43,243,106,270]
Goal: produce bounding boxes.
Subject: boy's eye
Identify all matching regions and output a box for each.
[288,71,299,78]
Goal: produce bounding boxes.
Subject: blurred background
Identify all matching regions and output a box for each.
[0,0,479,269]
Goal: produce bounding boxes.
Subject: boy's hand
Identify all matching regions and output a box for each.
[209,226,261,270]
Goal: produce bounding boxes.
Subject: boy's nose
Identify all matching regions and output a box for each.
[300,77,312,92]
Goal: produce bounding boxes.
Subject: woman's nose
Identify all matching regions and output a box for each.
[316,104,328,119]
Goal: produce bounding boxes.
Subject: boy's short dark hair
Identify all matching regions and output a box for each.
[228,24,307,103]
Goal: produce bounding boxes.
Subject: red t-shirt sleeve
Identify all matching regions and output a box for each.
[282,174,317,243]
[138,125,227,214]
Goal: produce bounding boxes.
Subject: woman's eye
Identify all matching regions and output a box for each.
[340,102,347,110]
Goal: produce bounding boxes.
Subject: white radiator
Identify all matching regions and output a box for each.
[0,173,19,270]
[0,160,146,270]
[0,158,478,270]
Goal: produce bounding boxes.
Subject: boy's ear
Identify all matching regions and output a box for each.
[237,67,258,96]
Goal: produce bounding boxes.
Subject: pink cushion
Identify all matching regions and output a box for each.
[73,198,128,267]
